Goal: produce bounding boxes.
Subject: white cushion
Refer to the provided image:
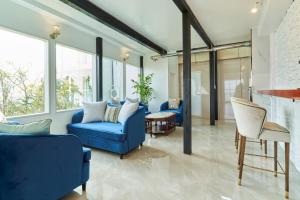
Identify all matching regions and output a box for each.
[125,97,139,103]
[118,102,139,124]
[0,111,7,123]
[259,122,290,143]
[82,101,107,123]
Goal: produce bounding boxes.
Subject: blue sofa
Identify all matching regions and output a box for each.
[67,106,145,159]
[160,100,184,126]
[0,134,90,200]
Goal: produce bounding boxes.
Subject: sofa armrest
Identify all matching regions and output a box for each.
[160,101,169,111]
[123,107,145,149]
[0,134,86,200]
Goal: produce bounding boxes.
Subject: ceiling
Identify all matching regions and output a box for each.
[91,0,261,50]
[16,0,293,54]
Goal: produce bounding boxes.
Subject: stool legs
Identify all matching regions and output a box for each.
[264,140,268,157]
[235,128,239,151]
[285,143,290,199]
[274,142,278,177]
[238,136,246,185]
[237,134,243,169]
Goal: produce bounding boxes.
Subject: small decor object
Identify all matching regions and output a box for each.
[0,111,7,123]
[168,98,180,109]
[131,73,154,105]
[0,119,52,135]
[82,101,107,123]
[50,25,60,39]
[118,102,139,125]
[104,105,121,123]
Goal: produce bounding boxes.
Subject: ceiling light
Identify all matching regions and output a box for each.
[251,7,258,14]
[251,1,260,14]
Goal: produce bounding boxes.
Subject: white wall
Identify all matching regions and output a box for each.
[168,57,179,99]
[0,0,140,133]
[255,0,300,171]
[252,29,271,91]
[144,54,169,112]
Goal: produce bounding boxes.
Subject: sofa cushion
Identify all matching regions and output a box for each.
[0,119,52,135]
[68,122,126,142]
[82,101,107,123]
[82,147,91,162]
[168,98,180,109]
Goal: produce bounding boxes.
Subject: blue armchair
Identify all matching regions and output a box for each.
[0,134,91,200]
[160,100,184,126]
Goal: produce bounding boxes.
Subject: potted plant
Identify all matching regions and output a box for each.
[131,73,154,105]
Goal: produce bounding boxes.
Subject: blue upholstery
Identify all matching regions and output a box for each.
[160,100,184,125]
[67,106,145,156]
[68,122,125,142]
[0,133,90,200]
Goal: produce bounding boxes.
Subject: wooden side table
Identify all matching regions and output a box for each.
[145,112,176,137]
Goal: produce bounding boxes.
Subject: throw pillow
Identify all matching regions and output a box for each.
[104,105,121,123]
[118,102,139,125]
[0,119,52,135]
[168,98,180,109]
[82,101,107,123]
[0,111,7,123]
[125,97,139,103]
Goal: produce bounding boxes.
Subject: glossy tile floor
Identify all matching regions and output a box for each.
[62,120,300,200]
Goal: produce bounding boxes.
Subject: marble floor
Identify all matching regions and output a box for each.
[61,120,300,200]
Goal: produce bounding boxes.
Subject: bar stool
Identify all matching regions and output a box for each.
[233,97,268,156]
[231,97,290,199]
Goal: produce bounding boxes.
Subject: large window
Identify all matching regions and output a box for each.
[102,57,124,101]
[56,44,94,111]
[0,28,47,117]
[126,64,139,99]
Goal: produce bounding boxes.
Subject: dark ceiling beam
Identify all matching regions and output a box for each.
[61,0,167,55]
[172,0,214,48]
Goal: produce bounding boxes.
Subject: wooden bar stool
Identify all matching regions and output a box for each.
[231,97,290,199]
[233,97,268,156]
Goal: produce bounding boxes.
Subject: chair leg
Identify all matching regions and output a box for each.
[264,140,268,157]
[274,141,278,177]
[235,128,239,151]
[285,143,290,199]
[120,154,124,159]
[260,139,263,149]
[82,183,86,191]
[238,136,246,186]
[237,134,243,169]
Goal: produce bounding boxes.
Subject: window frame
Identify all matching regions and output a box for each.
[55,43,96,113]
[0,26,50,118]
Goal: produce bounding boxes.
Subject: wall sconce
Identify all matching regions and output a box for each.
[50,25,60,39]
[123,52,130,62]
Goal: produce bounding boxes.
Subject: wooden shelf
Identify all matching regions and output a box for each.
[257,89,300,101]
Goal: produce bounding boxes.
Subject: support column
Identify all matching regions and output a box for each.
[96,37,103,101]
[209,50,217,125]
[182,12,192,155]
[214,51,218,120]
[140,56,144,77]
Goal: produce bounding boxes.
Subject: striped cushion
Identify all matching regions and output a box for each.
[104,106,121,123]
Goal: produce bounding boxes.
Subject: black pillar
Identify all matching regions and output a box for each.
[96,37,103,101]
[214,51,218,120]
[182,12,192,155]
[209,50,217,125]
[140,56,144,77]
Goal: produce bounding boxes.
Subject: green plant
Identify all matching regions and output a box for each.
[131,73,154,105]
